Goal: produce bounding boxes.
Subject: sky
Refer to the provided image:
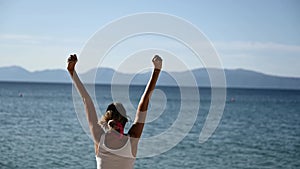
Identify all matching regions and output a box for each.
[0,0,299,77]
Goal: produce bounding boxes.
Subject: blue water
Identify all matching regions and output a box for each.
[0,82,299,169]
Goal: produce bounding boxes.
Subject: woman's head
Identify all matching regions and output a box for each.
[99,102,128,134]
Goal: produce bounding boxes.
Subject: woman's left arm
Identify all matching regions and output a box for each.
[128,55,162,139]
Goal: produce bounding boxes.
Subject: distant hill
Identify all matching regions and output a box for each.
[0,66,69,83]
[0,66,300,89]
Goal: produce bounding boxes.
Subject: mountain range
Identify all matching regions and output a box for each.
[0,66,300,89]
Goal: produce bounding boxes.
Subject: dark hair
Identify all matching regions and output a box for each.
[98,102,128,129]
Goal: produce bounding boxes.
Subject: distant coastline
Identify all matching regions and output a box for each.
[0,66,300,90]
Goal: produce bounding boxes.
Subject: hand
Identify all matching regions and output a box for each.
[152,55,162,70]
[67,54,78,73]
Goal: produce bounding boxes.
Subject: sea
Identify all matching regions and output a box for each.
[0,81,299,169]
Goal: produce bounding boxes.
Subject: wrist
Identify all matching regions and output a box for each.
[68,69,75,76]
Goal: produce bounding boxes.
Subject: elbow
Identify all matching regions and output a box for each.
[83,97,94,106]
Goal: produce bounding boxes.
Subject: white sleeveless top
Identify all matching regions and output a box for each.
[96,134,136,169]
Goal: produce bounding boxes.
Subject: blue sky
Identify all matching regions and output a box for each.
[0,0,299,77]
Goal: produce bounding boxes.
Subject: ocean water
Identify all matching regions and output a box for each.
[0,82,299,169]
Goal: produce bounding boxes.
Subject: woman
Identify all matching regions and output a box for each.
[67,54,162,169]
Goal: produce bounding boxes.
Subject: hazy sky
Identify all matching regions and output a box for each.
[0,0,299,77]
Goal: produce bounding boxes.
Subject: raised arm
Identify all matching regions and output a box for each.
[128,55,162,138]
[67,54,103,149]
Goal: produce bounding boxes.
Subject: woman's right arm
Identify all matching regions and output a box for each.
[67,54,103,149]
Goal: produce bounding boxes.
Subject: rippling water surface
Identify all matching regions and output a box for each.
[0,82,299,169]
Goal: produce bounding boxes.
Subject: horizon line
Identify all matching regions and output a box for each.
[0,65,299,79]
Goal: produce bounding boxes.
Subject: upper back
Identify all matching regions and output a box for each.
[95,133,136,169]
